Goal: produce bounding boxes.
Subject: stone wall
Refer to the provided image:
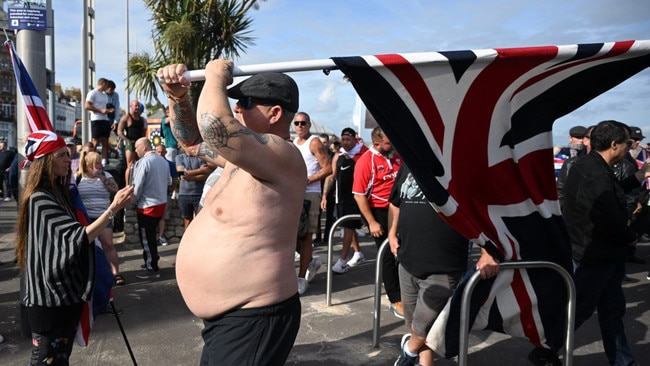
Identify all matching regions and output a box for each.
[120,198,185,246]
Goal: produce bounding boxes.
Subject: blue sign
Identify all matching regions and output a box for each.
[8,1,47,31]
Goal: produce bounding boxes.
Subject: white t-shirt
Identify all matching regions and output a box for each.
[86,89,108,121]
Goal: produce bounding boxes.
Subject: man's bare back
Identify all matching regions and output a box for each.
[176,158,303,318]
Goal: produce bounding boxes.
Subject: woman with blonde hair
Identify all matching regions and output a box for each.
[76,150,125,285]
[16,130,133,365]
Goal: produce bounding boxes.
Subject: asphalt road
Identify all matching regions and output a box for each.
[1,199,649,365]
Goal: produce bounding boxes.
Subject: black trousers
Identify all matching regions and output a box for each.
[369,207,401,303]
[136,213,162,271]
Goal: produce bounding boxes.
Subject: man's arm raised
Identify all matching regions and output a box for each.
[195,60,300,183]
[157,64,202,148]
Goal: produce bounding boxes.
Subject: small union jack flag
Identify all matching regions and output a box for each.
[4,40,53,132]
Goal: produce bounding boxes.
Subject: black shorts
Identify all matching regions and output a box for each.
[178,194,201,219]
[91,120,111,139]
[337,201,362,229]
[200,293,301,366]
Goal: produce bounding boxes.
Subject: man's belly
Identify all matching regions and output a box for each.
[175,214,298,319]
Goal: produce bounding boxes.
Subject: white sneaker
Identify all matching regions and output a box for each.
[294,251,301,262]
[102,158,108,167]
[297,277,308,295]
[306,257,322,283]
[3,197,10,202]
[332,259,348,274]
[347,251,365,267]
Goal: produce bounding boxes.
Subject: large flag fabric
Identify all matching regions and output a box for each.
[332,39,650,357]
[5,39,113,347]
[4,40,54,132]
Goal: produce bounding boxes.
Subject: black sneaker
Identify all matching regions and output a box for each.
[394,334,418,366]
[623,275,634,282]
[527,347,561,366]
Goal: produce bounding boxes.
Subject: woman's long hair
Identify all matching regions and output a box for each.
[15,155,73,268]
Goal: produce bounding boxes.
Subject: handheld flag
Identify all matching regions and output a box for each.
[332,39,650,357]
[4,40,54,132]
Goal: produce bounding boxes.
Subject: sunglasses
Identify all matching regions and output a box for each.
[237,97,274,110]
[293,121,309,126]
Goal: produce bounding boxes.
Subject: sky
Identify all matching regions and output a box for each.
[43,0,650,145]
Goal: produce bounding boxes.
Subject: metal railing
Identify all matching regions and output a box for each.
[325,218,576,361]
[325,214,365,306]
[458,261,576,366]
[324,214,388,348]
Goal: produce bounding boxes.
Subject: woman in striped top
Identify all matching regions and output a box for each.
[15,130,133,366]
[76,151,123,285]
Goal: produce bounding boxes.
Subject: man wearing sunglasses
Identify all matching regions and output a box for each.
[292,112,332,295]
[158,60,305,366]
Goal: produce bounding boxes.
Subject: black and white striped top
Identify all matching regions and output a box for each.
[23,191,94,308]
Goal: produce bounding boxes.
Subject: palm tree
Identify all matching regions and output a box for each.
[128,0,263,112]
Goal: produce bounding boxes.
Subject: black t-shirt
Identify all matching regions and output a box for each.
[336,151,358,205]
[389,165,469,278]
[0,149,16,171]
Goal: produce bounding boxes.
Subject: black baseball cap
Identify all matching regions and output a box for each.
[630,126,645,140]
[227,73,299,113]
[341,127,356,137]
[569,126,587,138]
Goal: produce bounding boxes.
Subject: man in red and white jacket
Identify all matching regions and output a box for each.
[352,127,403,318]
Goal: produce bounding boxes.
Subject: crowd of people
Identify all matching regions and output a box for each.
[9,64,649,366]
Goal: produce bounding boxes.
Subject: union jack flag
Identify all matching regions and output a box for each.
[5,39,113,347]
[4,40,53,132]
[332,39,650,357]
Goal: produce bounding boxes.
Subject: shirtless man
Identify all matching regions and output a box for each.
[158,60,306,365]
[117,100,147,184]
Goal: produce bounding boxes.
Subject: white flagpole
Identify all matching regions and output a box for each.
[172,58,339,82]
[352,94,365,135]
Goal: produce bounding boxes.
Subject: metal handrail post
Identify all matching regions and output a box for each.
[326,214,363,306]
[372,239,390,348]
[458,261,575,366]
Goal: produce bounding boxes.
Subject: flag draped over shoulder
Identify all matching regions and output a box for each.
[5,39,113,347]
[332,39,650,357]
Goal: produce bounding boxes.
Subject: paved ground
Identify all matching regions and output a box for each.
[1,199,649,365]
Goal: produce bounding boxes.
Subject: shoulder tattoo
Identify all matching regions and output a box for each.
[199,112,271,150]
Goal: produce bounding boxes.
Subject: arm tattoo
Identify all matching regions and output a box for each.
[172,101,201,146]
[196,142,216,159]
[198,112,270,151]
